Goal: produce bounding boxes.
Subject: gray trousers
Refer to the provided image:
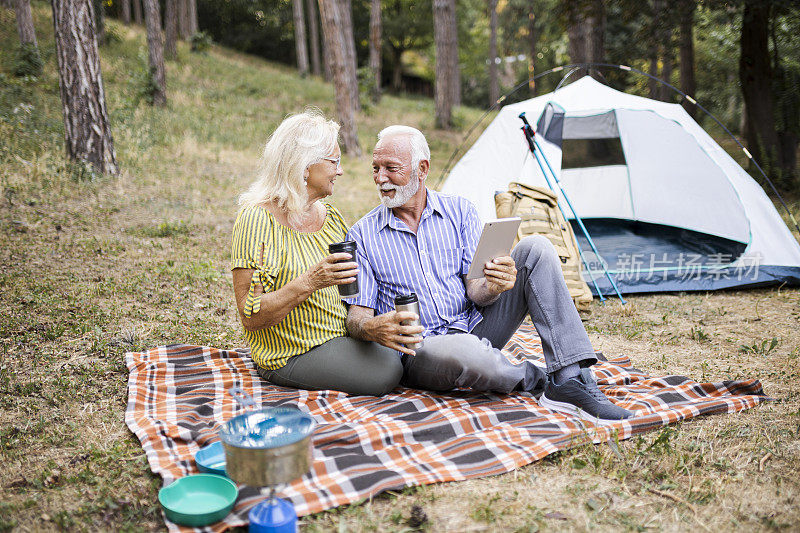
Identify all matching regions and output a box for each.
[260,236,595,397]
[258,336,403,397]
[400,236,597,395]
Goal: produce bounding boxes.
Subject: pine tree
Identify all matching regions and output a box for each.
[51,0,118,175]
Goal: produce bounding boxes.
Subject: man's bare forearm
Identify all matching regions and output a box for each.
[346,305,376,341]
[466,277,501,307]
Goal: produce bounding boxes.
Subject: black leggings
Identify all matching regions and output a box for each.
[257,337,403,396]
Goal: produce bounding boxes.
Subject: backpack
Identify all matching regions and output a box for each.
[494,182,594,314]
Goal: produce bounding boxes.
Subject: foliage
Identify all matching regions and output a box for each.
[190,31,213,53]
[129,48,161,106]
[739,337,780,355]
[197,0,294,64]
[379,0,434,90]
[357,66,376,112]
[772,8,800,144]
[176,0,800,178]
[694,6,742,132]
[11,43,43,78]
[103,19,124,45]
[774,66,800,136]
[136,221,192,238]
[0,75,63,164]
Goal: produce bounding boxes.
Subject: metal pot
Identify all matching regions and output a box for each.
[219,387,316,488]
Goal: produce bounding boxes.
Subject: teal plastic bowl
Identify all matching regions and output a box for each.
[158,474,238,527]
[195,441,227,477]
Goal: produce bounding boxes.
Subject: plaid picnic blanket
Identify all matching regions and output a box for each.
[125,323,768,533]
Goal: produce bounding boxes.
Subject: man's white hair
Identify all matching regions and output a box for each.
[239,108,339,222]
[377,125,430,173]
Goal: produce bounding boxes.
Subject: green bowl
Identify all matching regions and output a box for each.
[158,474,238,527]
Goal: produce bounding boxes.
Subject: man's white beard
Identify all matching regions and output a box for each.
[379,170,420,208]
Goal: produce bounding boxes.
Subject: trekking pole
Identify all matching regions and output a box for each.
[523,135,607,303]
[516,123,607,302]
[523,115,627,304]
[519,112,627,304]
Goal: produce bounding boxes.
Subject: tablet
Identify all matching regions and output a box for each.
[466,217,522,280]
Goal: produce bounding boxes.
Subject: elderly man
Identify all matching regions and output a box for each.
[344,125,632,424]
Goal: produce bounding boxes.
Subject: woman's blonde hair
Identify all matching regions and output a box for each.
[239,108,340,222]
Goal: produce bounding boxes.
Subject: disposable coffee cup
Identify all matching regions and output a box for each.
[328,240,359,298]
[394,293,423,350]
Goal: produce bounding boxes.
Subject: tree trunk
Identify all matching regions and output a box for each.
[567,2,589,77]
[292,0,309,76]
[369,0,381,100]
[588,0,605,81]
[433,0,457,128]
[121,0,130,24]
[187,0,197,35]
[488,0,498,106]
[678,0,696,117]
[449,1,460,106]
[452,56,461,106]
[142,0,166,106]
[132,0,141,24]
[51,0,118,175]
[391,46,402,90]
[528,11,538,95]
[177,0,189,39]
[306,0,321,76]
[777,128,798,185]
[567,24,589,74]
[726,71,738,125]
[740,100,748,139]
[739,0,779,177]
[164,0,177,59]
[657,0,674,102]
[648,0,662,98]
[1,0,13,8]
[322,37,333,81]
[567,0,604,80]
[648,56,659,98]
[318,0,361,155]
[660,45,673,101]
[340,0,359,111]
[14,0,37,47]
[93,0,105,45]
[773,41,798,185]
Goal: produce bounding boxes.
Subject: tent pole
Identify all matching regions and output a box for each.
[521,132,607,303]
[519,112,627,304]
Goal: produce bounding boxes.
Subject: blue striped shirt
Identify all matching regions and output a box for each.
[344,189,484,336]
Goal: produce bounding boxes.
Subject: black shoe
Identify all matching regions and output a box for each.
[540,368,633,425]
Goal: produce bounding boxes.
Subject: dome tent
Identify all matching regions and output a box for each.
[441,76,800,294]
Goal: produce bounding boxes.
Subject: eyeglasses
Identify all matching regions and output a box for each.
[321,156,342,169]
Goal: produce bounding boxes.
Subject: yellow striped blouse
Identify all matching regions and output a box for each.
[230,203,349,370]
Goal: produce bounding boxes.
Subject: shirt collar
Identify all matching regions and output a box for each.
[377,188,442,232]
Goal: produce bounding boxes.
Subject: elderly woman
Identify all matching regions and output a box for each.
[231,110,402,396]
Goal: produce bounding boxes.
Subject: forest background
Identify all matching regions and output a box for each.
[118,0,800,189]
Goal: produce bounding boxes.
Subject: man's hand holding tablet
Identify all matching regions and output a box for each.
[466,217,522,289]
[482,254,517,296]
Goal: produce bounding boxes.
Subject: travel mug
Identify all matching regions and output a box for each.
[328,240,359,298]
[394,293,423,349]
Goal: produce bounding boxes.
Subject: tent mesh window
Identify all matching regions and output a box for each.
[561,138,626,169]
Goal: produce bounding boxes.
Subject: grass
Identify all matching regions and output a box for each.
[1,4,799,531]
